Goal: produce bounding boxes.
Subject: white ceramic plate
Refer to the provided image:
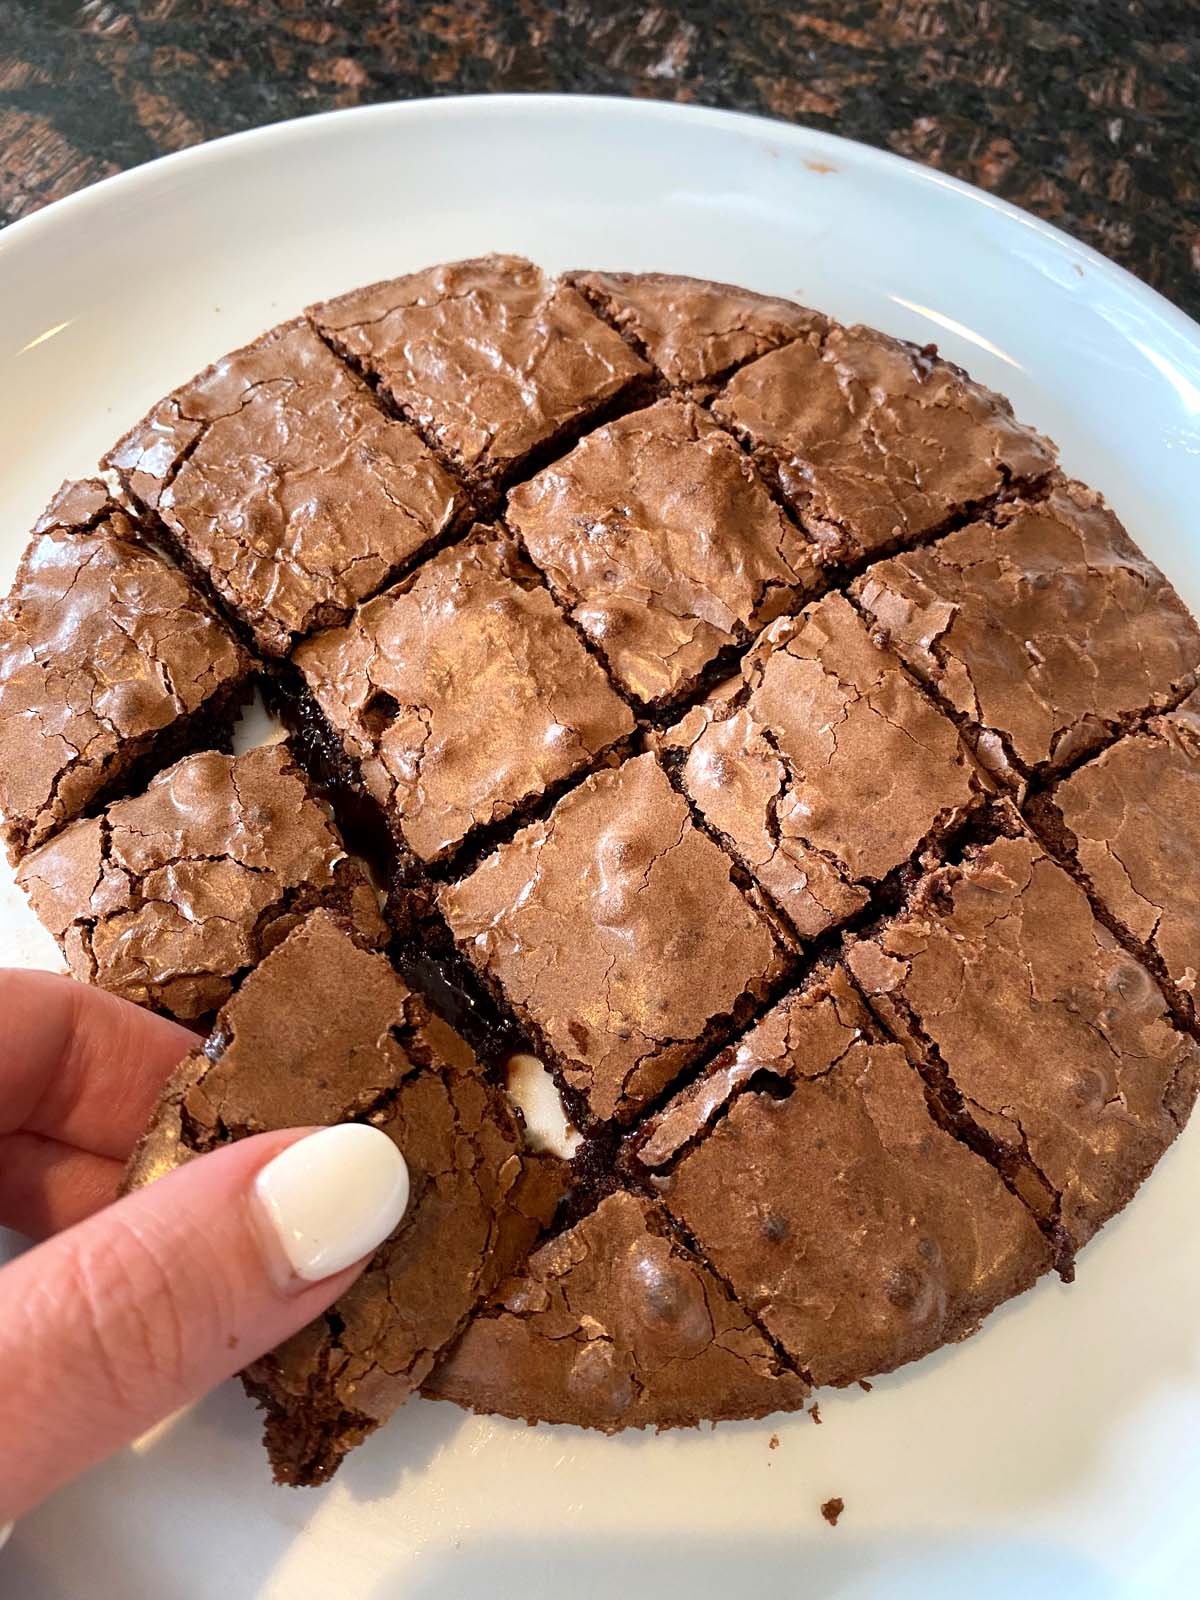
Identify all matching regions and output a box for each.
[3,95,1200,1600]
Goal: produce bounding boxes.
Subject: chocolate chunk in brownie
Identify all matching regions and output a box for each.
[1027,689,1200,1024]
[16,743,384,1022]
[853,480,1200,786]
[506,398,821,708]
[103,320,468,657]
[0,480,252,863]
[308,255,651,503]
[845,832,1200,1257]
[439,752,792,1125]
[657,591,988,940]
[292,529,634,868]
[636,967,1052,1384]
[423,1188,807,1430]
[125,909,564,1485]
[711,325,1056,564]
[567,270,825,391]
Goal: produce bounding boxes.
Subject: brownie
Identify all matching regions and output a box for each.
[636,966,1051,1385]
[16,743,384,1022]
[439,753,792,1125]
[308,255,651,503]
[711,324,1056,564]
[103,320,468,657]
[567,270,825,391]
[1027,689,1200,1024]
[853,479,1200,786]
[125,909,564,1484]
[292,529,634,867]
[658,591,988,940]
[506,398,821,708]
[0,479,251,863]
[845,832,1200,1257]
[423,1189,807,1430]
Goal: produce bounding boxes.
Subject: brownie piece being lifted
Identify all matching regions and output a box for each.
[126,909,564,1485]
[0,480,251,863]
[423,1189,808,1430]
[104,320,469,656]
[309,255,651,505]
[17,742,384,1022]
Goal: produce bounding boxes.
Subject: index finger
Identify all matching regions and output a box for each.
[0,970,194,1159]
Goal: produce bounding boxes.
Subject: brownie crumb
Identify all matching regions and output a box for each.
[810,1402,822,1425]
[768,1433,780,1450]
[821,1497,845,1527]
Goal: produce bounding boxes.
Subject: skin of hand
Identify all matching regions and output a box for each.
[0,969,409,1525]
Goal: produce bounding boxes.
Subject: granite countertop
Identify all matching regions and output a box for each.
[1,1,1197,319]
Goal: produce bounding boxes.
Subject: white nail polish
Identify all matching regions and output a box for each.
[253,1124,409,1285]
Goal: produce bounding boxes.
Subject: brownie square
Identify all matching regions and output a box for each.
[853,479,1200,786]
[1027,689,1200,1023]
[567,270,825,391]
[292,529,634,867]
[308,255,651,502]
[439,752,792,1125]
[846,831,1200,1256]
[423,1189,807,1430]
[636,967,1051,1385]
[103,320,468,656]
[0,479,251,863]
[712,324,1056,564]
[126,909,564,1485]
[16,742,385,1022]
[659,591,988,940]
[506,398,821,708]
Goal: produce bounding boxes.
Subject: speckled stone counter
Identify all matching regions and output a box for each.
[1,1,1197,317]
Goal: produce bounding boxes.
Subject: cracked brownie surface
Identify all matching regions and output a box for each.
[125,909,564,1485]
[15,743,384,1021]
[1,257,1194,1479]
[506,397,821,708]
[0,479,251,862]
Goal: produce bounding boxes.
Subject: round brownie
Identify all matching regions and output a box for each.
[5,256,1199,1482]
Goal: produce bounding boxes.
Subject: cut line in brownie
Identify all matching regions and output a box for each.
[438,752,794,1127]
[655,590,990,943]
[505,397,822,709]
[16,742,385,1023]
[290,527,635,873]
[125,909,565,1485]
[102,319,470,657]
[1025,688,1200,1030]
[852,478,1200,790]
[845,828,1200,1265]
[0,479,253,864]
[634,966,1052,1387]
[422,1188,809,1430]
[308,255,653,507]
[711,323,1057,566]
[566,270,827,393]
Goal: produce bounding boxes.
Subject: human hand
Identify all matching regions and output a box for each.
[0,969,409,1525]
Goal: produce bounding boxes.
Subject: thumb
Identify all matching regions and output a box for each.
[0,1122,408,1522]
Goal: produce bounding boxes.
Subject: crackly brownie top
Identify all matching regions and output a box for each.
[439,753,790,1124]
[1033,689,1200,1004]
[567,270,825,389]
[639,968,1050,1386]
[506,398,821,707]
[0,479,249,857]
[853,479,1200,782]
[16,743,384,1021]
[127,908,563,1485]
[103,320,466,656]
[424,1188,808,1431]
[712,324,1055,561]
[660,591,987,940]
[294,529,634,864]
[846,832,1200,1253]
[309,254,649,488]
